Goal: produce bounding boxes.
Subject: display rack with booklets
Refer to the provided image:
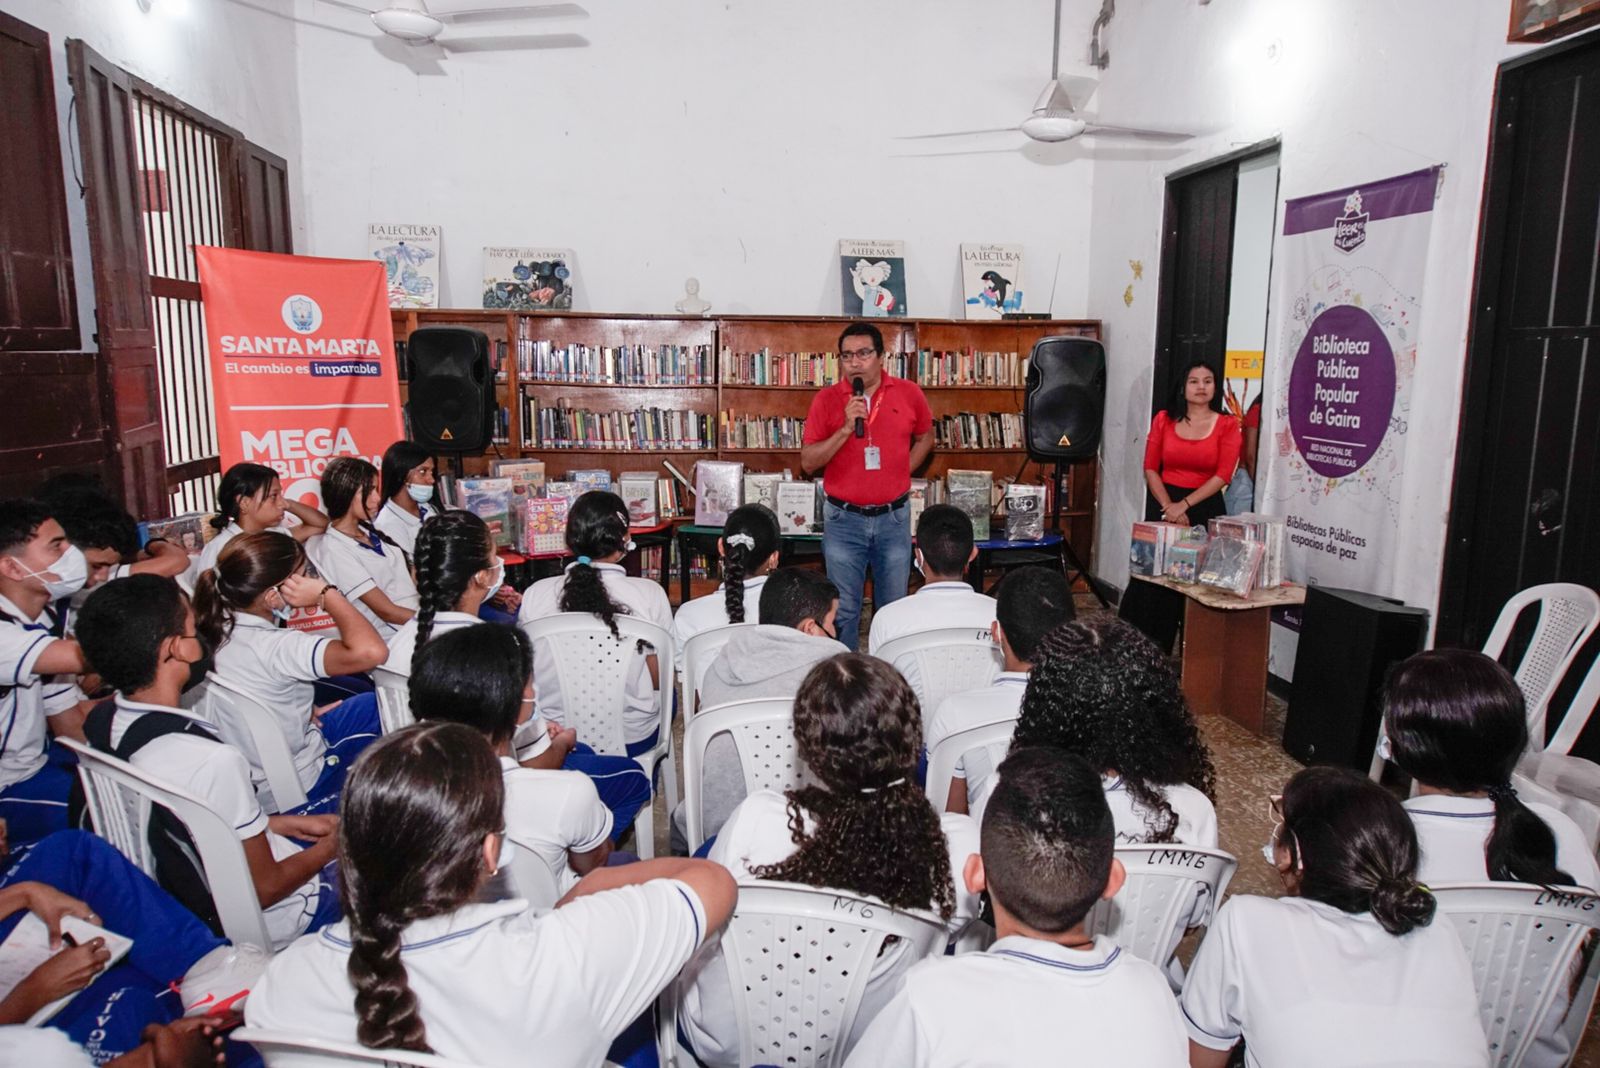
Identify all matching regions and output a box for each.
[391,311,1102,595]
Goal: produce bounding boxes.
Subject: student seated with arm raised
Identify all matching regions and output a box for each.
[246,722,737,1067]
[195,463,328,576]
[195,532,386,813]
[312,458,419,640]
[927,564,1072,819]
[847,747,1189,1067]
[41,483,191,601]
[75,575,342,952]
[866,504,995,661]
[0,500,90,848]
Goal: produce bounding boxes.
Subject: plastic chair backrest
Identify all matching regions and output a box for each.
[1543,650,1600,757]
[1432,881,1600,1068]
[683,622,757,715]
[689,882,946,1068]
[1481,584,1600,745]
[59,737,273,951]
[682,698,806,852]
[876,627,1002,724]
[370,666,412,733]
[523,612,675,759]
[232,1028,477,1068]
[200,673,310,812]
[1082,844,1237,971]
[923,716,1018,816]
[505,835,563,910]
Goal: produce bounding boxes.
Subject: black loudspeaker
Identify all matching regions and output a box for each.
[1023,336,1107,460]
[1283,587,1429,770]
[406,328,495,452]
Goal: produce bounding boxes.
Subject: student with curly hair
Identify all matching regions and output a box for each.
[680,653,979,1067]
[312,458,419,640]
[671,503,781,690]
[1183,767,1487,1068]
[195,462,327,575]
[246,722,737,1065]
[1012,616,1217,848]
[517,491,672,756]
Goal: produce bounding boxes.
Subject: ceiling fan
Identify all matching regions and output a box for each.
[899,0,1190,148]
[316,0,587,55]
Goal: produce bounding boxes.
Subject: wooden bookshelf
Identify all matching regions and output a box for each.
[392,311,1101,562]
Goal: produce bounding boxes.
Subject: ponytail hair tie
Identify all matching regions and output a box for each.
[727,533,756,551]
[1488,783,1519,803]
[576,555,593,566]
[859,777,907,795]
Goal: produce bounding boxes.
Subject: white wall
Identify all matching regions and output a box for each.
[4,0,304,340]
[290,0,1101,316]
[1084,0,1551,620]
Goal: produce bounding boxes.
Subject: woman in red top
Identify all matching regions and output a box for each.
[1143,360,1242,528]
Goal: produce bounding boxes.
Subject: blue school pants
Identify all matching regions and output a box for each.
[310,674,373,707]
[565,743,652,844]
[295,693,381,817]
[0,743,76,850]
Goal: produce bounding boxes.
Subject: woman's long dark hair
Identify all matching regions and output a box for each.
[412,511,495,648]
[410,624,531,749]
[1385,649,1573,887]
[339,723,504,1052]
[380,441,434,505]
[720,505,780,624]
[559,491,632,638]
[193,531,303,648]
[1164,358,1225,422]
[1279,766,1436,936]
[323,457,407,561]
[751,654,955,919]
[211,463,278,532]
[1012,617,1216,843]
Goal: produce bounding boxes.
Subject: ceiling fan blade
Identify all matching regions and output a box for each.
[1082,123,1193,141]
[439,3,588,24]
[313,0,379,14]
[437,32,588,51]
[895,126,1022,141]
[892,147,1028,158]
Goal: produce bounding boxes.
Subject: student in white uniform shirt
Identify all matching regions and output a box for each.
[1182,766,1489,1068]
[371,440,436,558]
[671,503,780,694]
[43,482,192,602]
[867,504,995,675]
[247,722,737,1068]
[411,626,615,896]
[929,565,1073,819]
[312,457,420,640]
[679,654,981,1067]
[76,576,342,951]
[1384,649,1598,1068]
[847,747,1189,1067]
[195,531,387,813]
[195,462,328,576]
[518,491,673,756]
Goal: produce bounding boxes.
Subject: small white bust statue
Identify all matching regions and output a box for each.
[675,277,712,316]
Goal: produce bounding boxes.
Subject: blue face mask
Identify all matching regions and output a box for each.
[406,483,434,504]
[269,586,293,624]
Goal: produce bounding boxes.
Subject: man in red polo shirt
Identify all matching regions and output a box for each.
[800,323,934,651]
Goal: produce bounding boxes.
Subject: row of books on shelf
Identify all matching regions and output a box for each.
[1128,513,1287,596]
[509,341,716,385]
[719,413,806,450]
[716,348,1029,388]
[522,397,716,450]
[932,411,1024,451]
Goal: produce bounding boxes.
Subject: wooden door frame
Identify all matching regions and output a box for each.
[1437,31,1600,646]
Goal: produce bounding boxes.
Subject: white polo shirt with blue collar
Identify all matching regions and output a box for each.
[308,527,419,640]
[0,594,83,789]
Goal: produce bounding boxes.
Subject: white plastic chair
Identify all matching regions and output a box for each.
[658,883,947,1068]
[682,697,806,853]
[232,1028,477,1067]
[522,612,676,859]
[199,672,310,812]
[923,716,1018,817]
[370,665,412,728]
[876,627,1002,728]
[1082,844,1237,984]
[1433,881,1600,1068]
[1482,584,1600,744]
[1515,654,1600,851]
[59,737,273,951]
[505,835,563,910]
[682,622,756,715]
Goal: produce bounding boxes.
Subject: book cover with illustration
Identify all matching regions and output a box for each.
[945,469,994,541]
[960,243,1024,319]
[742,472,787,514]
[838,239,907,319]
[694,460,744,528]
[460,478,514,547]
[523,496,570,556]
[775,480,818,535]
[482,247,575,310]
[618,473,659,526]
[140,512,214,555]
[369,224,441,309]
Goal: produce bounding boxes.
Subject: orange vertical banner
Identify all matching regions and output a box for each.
[195,248,403,508]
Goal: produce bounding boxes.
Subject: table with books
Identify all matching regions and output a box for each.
[962,533,1067,593]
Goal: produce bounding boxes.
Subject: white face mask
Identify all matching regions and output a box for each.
[1375,732,1392,762]
[12,544,88,600]
[482,562,505,602]
[406,483,434,504]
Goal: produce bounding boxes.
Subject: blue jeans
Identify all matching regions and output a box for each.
[821,498,913,652]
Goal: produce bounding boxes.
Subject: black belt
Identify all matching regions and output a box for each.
[826,493,909,517]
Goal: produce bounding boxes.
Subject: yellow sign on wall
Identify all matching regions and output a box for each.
[1225,349,1265,379]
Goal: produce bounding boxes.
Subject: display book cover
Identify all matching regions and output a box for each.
[1003,483,1045,541]
[742,472,790,515]
[960,244,1024,320]
[1129,521,1187,577]
[945,469,994,540]
[839,239,907,318]
[618,471,658,526]
[482,246,575,311]
[523,496,570,555]
[140,512,218,554]
[491,459,547,551]
[694,460,744,527]
[1196,536,1265,597]
[369,224,440,309]
[774,480,820,535]
[460,478,514,547]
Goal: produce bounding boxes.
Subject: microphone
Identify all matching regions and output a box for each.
[852,377,865,438]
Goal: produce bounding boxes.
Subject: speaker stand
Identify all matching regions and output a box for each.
[1047,459,1110,608]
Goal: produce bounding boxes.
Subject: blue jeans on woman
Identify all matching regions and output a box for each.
[821,498,913,652]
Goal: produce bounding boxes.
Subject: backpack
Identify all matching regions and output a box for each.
[69,700,226,936]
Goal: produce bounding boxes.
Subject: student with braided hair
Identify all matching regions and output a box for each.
[246,722,737,1066]
[311,457,419,640]
[671,503,780,688]
[680,653,979,1067]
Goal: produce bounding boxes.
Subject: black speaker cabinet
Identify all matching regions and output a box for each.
[406,328,495,452]
[1283,586,1429,770]
[1024,336,1107,460]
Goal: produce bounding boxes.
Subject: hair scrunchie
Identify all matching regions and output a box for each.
[1487,782,1519,803]
[576,555,593,566]
[726,533,756,550]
